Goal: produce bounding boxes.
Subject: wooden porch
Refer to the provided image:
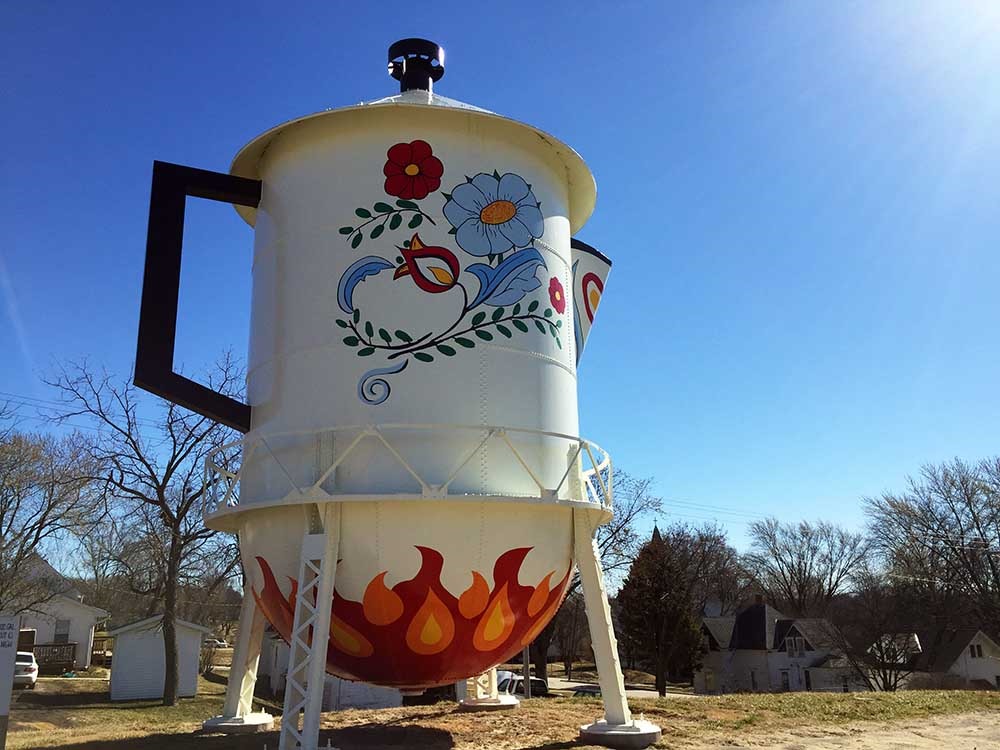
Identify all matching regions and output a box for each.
[33,642,77,674]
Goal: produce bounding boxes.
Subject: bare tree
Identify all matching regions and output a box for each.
[0,426,101,614]
[528,470,662,681]
[551,591,587,680]
[742,518,869,617]
[825,566,921,692]
[865,457,1000,629]
[46,359,241,705]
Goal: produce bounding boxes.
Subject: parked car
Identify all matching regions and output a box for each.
[572,685,601,697]
[203,638,229,648]
[14,651,38,689]
[497,676,549,697]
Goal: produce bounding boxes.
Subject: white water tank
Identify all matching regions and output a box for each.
[137,39,612,690]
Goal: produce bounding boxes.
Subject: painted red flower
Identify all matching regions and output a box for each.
[548,276,566,314]
[393,233,460,294]
[383,140,444,200]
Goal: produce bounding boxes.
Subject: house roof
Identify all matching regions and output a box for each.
[783,618,838,651]
[730,602,787,650]
[49,594,110,619]
[701,604,843,656]
[913,628,997,672]
[108,614,213,637]
[702,617,735,649]
[24,554,82,600]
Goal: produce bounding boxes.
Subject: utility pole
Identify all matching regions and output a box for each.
[521,646,532,698]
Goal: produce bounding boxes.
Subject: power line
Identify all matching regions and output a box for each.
[1,389,166,430]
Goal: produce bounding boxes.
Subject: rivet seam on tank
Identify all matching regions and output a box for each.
[334,139,566,406]
[478,347,488,494]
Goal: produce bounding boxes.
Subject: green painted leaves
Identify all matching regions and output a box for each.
[340,200,436,249]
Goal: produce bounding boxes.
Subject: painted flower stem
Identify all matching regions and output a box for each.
[347,320,433,352]
[386,312,558,361]
[344,207,437,247]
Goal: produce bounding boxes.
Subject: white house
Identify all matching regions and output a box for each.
[257,630,401,709]
[694,598,862,694]
[108,615,211,701]
[909,629,1000,689]
[19,593,109,671]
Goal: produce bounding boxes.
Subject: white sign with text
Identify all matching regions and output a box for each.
[0,614,19,748]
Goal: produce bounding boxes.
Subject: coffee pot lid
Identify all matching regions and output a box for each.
[229,39,596,232]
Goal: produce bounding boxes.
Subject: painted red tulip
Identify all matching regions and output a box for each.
[393,233,460,294]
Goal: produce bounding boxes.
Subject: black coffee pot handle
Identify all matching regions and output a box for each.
[134,160,261,433]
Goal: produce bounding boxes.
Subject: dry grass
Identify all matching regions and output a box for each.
[7,677,1000,750]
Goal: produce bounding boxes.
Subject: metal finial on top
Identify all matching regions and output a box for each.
[388,39,445,93]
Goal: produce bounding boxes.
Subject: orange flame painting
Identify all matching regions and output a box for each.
[253,546,570,688]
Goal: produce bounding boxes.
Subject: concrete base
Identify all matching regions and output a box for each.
[458,694,520,712]
[579,719,662,749]
[202,712,275,733]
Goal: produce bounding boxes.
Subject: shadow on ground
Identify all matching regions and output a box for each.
[13,726,457,750]
[11,689,111,709]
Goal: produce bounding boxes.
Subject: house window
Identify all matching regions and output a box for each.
[750,670,757,691]
[786,636,807,657]
[971,644,983,658]
[54,619,71,644]
[780,670,790,692]
[976,644,983,658]
[805,670,812,691]
[842,676,849,693]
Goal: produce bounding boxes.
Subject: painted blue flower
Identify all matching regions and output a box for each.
[443,172,544,257]
[466,248,545,308]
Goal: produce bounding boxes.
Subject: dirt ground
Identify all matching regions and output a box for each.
[7,677,1000,749]
[694,712,1000,749]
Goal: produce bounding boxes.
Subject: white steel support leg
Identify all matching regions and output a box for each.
[573,508,661,748]
[458,666,518,711]
[202,558,274,733]
[225,592,266,717]
[279,503,341,750]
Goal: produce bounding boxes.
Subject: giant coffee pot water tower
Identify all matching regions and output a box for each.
[135,40,661,749]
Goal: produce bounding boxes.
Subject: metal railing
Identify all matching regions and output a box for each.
[203,423,612,519]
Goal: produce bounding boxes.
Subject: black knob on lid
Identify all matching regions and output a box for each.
[388,38,445,93]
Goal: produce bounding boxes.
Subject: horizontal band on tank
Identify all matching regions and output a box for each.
[203,422,612,528]
[203,493,612,534]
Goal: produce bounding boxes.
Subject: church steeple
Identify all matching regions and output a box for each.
[651,524,662,544]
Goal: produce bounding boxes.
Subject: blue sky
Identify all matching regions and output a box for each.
[3,1,1000,549]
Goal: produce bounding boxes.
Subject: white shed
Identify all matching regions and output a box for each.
[257,632,401,709]
[108,615,211,701]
